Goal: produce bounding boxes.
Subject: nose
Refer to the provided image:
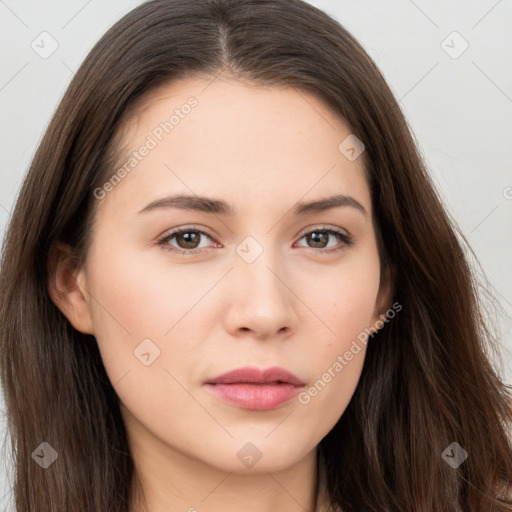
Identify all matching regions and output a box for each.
[222,247,299,341]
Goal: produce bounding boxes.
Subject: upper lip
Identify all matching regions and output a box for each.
[204,366,305,386]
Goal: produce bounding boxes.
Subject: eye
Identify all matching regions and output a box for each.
[295,225,353,253]
[157,224,353,256]
[157,226,219,255]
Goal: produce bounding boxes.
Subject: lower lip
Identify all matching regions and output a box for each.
[203,383,302,410]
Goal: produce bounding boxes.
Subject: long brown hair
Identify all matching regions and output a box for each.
[1,1,511,510]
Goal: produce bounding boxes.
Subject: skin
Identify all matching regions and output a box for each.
[49,75,392,512]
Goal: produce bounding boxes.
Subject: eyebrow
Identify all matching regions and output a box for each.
[138,193,367,217]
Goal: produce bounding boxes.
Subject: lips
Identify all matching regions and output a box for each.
[204,366,305,386]
[203,366,305,410]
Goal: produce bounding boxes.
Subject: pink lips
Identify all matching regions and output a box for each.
[203,366,305,411]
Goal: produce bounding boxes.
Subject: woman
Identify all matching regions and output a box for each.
[0,1,511,511]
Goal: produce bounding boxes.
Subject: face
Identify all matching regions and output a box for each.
[57,76,391,475]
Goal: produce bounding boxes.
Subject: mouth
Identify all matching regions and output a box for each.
[203,366,305,411]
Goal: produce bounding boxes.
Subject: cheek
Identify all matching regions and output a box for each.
[85,245,211,437]
[84,247,158,370]
[299,251,381,344]
[85,240,221,382]
[293,253,380,423]
[88,242,197,334]
[296,289,373,433]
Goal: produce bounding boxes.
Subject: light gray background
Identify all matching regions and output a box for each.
[1,0,511,509]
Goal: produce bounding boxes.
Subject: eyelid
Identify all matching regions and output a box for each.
[295,223,351,239]
[157,224,214,239]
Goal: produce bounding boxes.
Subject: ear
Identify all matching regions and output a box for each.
[47,241,94,335]
[371,264,396,323]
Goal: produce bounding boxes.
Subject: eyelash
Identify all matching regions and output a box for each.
[156,225,354,256]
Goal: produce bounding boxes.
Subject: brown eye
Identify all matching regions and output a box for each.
[157,227,216,254]
[296,227,353,253]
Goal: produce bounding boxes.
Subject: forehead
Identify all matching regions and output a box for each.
[96,76,371,220]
